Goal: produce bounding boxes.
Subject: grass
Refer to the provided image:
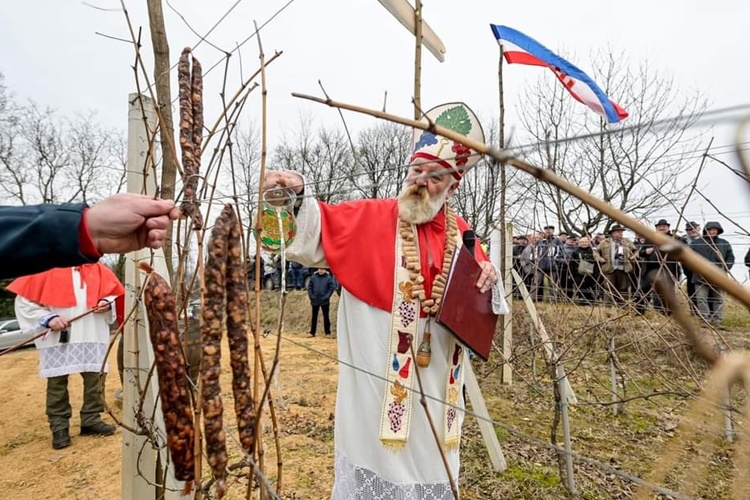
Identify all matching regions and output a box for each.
[248,291,750,499]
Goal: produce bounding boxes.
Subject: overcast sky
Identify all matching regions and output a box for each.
[2,0,750,275]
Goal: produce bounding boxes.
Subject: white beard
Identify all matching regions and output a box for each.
[397,184,449,225]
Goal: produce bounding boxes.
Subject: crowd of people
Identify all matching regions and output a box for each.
[512,220,738,327]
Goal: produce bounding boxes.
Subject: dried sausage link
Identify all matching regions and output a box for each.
[225,207,255,455]
[139,262,195,483]
[191,56,204,161]
[178,47,203,229]
[202,207,231,497]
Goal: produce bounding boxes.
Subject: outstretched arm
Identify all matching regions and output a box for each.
[0,194,179,279]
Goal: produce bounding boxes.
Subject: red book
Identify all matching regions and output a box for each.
[436,246,499,361]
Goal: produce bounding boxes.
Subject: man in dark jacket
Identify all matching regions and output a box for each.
[680,221,701,314]
[0,194,179,279]
[534,226,564,302]
[511,236,528,299]
[638,219,681,314]
[571,236,597,304]
[307,268,336,337]
[689,221,735,327]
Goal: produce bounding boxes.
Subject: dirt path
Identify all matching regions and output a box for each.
[0,332,339,500]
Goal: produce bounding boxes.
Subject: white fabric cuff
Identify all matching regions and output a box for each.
[491,264,510,316]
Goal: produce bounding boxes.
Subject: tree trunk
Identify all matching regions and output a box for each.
[147,0,176,282]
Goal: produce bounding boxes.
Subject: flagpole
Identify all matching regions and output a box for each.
[413,0,423,120]
[497,43,513,386]
[498,43,506,279]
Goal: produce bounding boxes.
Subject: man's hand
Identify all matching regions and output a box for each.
[262,171,304,195]
[475,261,498,294]
[646,247,654,255]
[86,194,180,254]
[94,299,112,313]
[48,317,69,331]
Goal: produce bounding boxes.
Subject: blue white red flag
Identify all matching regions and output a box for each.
[490,24,628,123]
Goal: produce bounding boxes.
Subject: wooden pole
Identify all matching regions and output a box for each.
[723,387,735,442]
[496,45,514,386]
[497,45,506,277]
[413,0,423,120]
[608,336,619,416]
[464,364,507,472]
[502,223,513,385]
[557,362,577,495]
[122,94,184,499]
[512,269,577,403]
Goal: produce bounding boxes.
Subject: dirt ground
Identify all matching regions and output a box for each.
[2,291,748,499]
[0,325,339,500]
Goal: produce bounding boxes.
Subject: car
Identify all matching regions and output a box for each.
[262,265,312,291]
[0,318,37,352]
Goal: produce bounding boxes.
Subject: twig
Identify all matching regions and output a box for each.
[674,137,713,234]
[0,307,99,358]
[408,340,459,499]
[250,18,271,500]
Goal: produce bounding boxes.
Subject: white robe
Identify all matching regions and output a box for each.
[14,268,116,378]
[287,191,507,499]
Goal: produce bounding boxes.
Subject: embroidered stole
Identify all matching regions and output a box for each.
[379,219,466,450]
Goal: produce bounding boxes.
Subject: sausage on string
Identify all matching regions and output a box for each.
[139,262,195,488]
[224,206,256,456]
[201,207,231,497]
[178,47,203,229]
[201,204,256,498]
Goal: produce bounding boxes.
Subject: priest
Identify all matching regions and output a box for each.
[263,103,508,499]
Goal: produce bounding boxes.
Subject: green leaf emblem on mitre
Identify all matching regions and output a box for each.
[434,106,472,136]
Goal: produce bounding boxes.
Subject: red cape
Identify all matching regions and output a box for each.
[7,263,125,309]
[319,199,486,314]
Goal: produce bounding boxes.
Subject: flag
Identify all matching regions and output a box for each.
[377,0,447,62]
[490,24,628,123]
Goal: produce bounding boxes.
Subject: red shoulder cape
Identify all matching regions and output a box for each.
[318,199,486,314]
[7,263,125,309]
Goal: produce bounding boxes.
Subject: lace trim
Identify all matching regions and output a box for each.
[332,449,454,500]
[38,343,109,378]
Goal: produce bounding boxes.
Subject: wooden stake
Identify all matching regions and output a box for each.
[502,223,513,385]
[723,387,735,443]
[557,362,577,496]
[608,336,620,416]
[413,0,423,120]
[465,364,507,472]
[511,269,577,403]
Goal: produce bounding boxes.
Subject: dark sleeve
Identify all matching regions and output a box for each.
[744,247,750,268]
[0,203,98,279]
[725,242,735,270]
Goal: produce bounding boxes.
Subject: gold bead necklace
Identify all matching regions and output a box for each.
[398,205,459,367]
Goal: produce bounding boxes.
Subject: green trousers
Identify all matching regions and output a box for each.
[46,372,105,432]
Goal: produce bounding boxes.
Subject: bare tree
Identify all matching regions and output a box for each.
[514,49,706,236]
[272,118,353,203]
[350,122,411,199]
[0,78,125,206]
[233,125,262,248]
[450,120,528,242]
